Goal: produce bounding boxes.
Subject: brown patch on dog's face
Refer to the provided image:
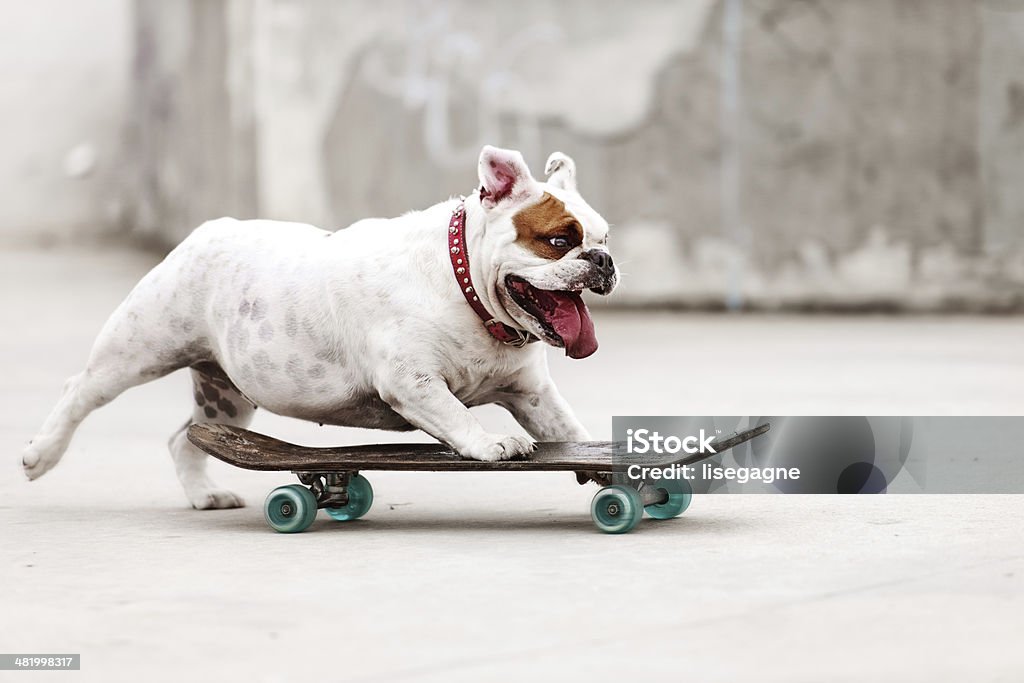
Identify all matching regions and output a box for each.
[512,192,584,260]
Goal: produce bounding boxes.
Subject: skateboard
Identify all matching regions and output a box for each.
[187,422,770,534]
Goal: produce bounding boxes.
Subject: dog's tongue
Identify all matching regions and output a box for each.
[547,291,598,359]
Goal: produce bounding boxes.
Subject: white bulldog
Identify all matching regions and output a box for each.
[22,146,618,509]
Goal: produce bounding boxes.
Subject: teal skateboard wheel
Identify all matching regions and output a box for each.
[644,478,693,520]
[264,484,318,533]
[325,474,374,521]
[591,485,643,534]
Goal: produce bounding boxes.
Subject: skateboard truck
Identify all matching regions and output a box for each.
[297,471,358,508]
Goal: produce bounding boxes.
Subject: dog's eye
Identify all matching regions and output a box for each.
[547,236,572,249]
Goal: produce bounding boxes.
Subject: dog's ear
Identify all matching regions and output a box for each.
[544,152,577,192]
[478,145,535,210]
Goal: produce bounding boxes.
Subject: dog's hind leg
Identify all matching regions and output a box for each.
[167,362,255,509]
[22,252,212,480]
[22,371,110,480]
[21,329,191,480]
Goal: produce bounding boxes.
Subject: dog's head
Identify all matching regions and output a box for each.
[474,145,617,359]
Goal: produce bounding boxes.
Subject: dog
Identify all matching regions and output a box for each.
[22,145,618,509]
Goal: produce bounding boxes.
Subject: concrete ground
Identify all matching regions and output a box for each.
[1,246,1022,682]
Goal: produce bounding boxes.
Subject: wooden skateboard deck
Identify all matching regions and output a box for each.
[187,422,770,534]
[187,422,770,473]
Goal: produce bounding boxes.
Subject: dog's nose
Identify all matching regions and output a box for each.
[578,249,615,276]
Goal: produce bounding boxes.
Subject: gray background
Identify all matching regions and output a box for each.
[5,0,1024,310]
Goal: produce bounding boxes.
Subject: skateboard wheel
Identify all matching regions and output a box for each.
[325,474,374,521]
[591,485,643,534]
[644,478,693,520]
[264,484,318,533]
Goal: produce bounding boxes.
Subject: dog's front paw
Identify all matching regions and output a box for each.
[461,434,536,462]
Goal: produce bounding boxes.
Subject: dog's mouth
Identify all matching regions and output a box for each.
[505,275,598,359]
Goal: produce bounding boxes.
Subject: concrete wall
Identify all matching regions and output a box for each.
[0,0,131,244]
[130,0,258,243]
[129,0,1024,310]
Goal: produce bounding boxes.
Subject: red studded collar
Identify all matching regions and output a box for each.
[448,200,532,347]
